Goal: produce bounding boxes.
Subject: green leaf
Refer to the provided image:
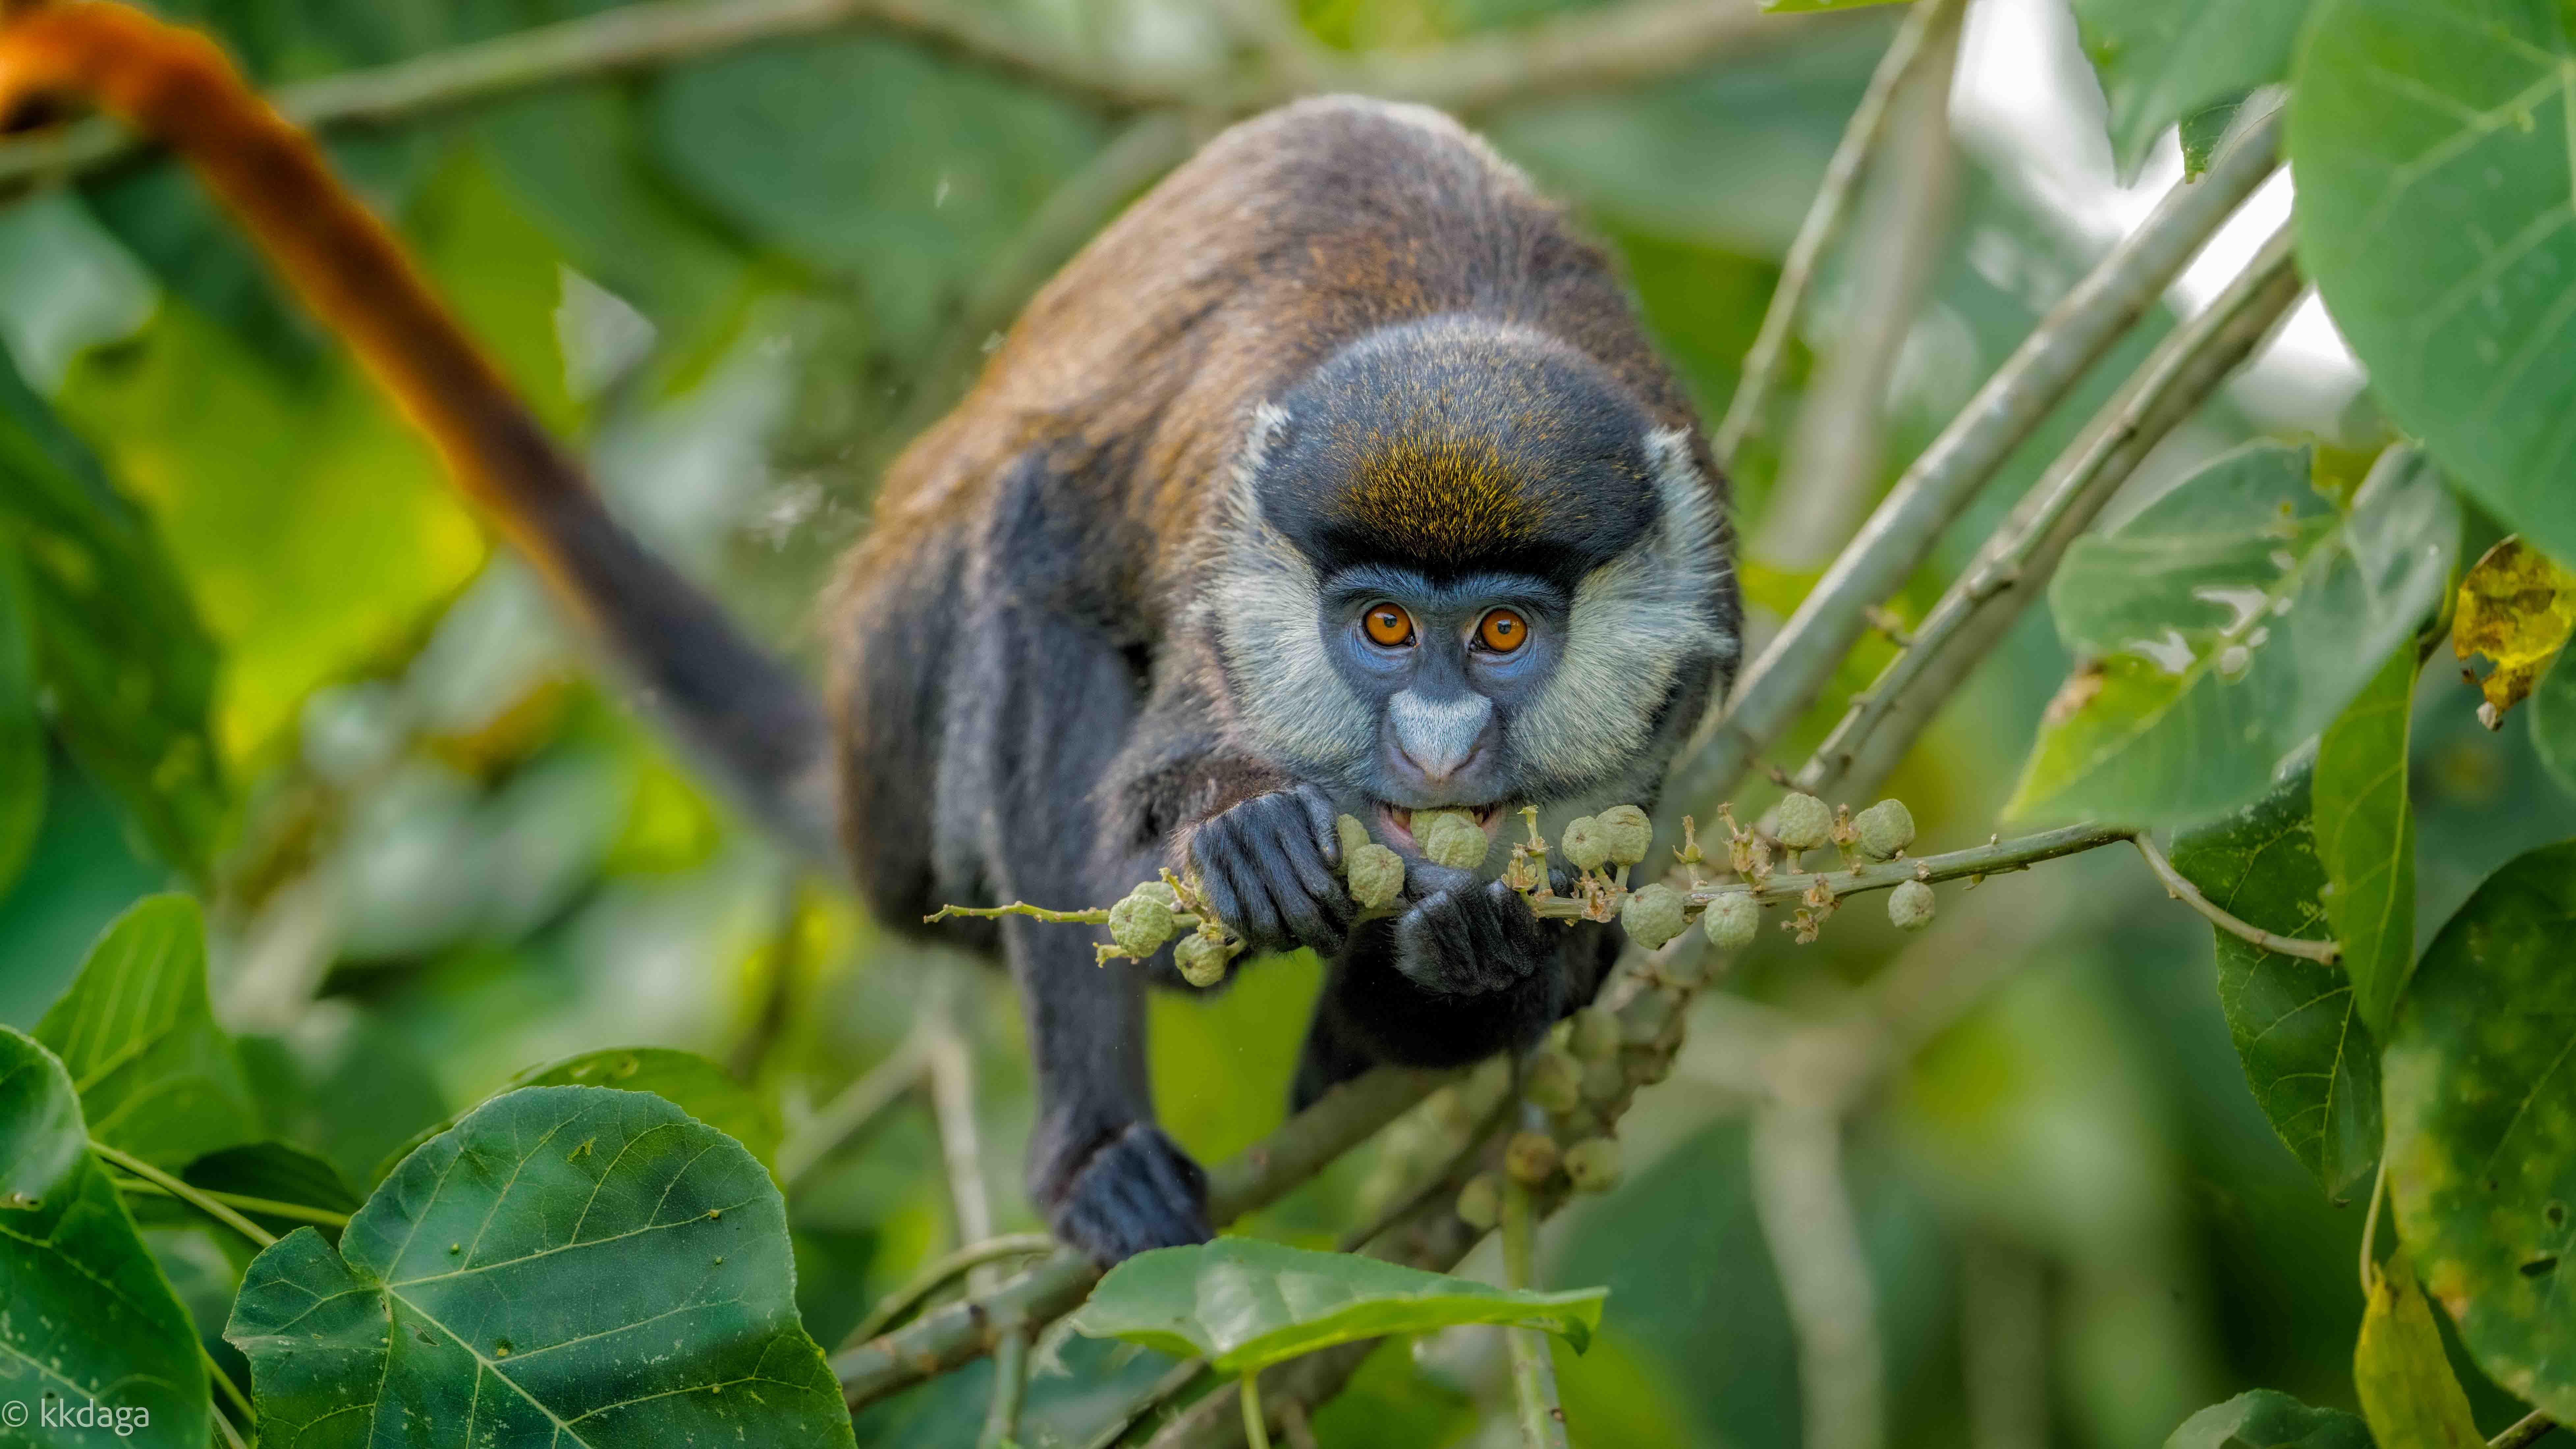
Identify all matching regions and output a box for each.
[2010,441,2458,827]
[2355,1251,2484,1449]
[2179,97,2248,180]
[187,1141,360,1240]
[0,351,224,876]
[0,1026,210,1444]
[2169,765,2380,1196]
[2531,648,2576,796]
[374,1046,782,1184]
[32,894,257,1170]
[1067,1238,1607,1375]
[0,541,42,899]
[2289,0,2576,571]
[225,1084,856,1448]
[2165,1389,2372,1449]
[2383,839,2576,1419]
[2314,643,2420,1036]
[2069,0,2309,179]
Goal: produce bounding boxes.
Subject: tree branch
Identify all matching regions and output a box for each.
[1501,1168,1572,1449]
[1665,107,2286,826]
[777,1035,924,1187]
[1750,1103,1883,1449]
[2130,835,2339,964]
[1793,218,2306,805]
[1714,0,1960,471]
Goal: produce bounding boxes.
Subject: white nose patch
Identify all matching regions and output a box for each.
[1389,691,1493,780]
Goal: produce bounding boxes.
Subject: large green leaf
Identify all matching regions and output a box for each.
[1068,1238,1606,1375]
[2314,643,2420,1036]
[2169,765,2380,1196]
[2165,1389,2372,1449]
[0,1027,209,1446]
[2383,839,2576,1419]
[374,1046,782,1184]
[226,1084,855,1447]
[2070,0,2309,179]
[0,542,41,899]
[2290,0,2576,570]
[2010,442,2457,826]
[2532,647,2576,796]
[32,895,256,1170]
[2354,1251,2483,1449]
[0,352,223,875]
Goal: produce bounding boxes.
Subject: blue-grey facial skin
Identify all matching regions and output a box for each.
[1321,564,1566,811]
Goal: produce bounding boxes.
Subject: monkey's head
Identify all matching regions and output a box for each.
[1211,315,1737,863]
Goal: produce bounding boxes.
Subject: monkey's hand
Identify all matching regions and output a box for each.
[1391,863,1557,996]
[1034,1119,1211,1264]
[1184,783,1349,955]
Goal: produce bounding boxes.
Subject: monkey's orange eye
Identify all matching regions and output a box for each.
[1477,608,1528,653]
[1363,602,1414,647]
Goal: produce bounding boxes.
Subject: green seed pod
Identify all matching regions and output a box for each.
[1568,1006,1621,1063]
[1773,792,1833,852]
[1888,879,1936,931]
[1620,882,1689,950]
[1456,1174,1502,1230]
[1336,814,1373,867]
[1558,816,1610,872]
[1504,1131,1561,1185]
[1526,1049,1583,1113]
[1595,805,1652,866]
[1347,843,1407,910]
[1703,891,1760,950]
[1417,809,1489,871]
[1564,1137,1622,1194]
[1853,799,1917,861]
[1580,1057,1626,1104]
[1174,931,1232,987]
[1107,891,1176,956]
[1133,879,1180,909]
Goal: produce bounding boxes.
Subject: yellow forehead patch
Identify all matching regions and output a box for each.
[1340,432,1537,563]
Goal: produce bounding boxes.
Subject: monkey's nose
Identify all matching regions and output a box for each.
[1389,690,1493,784]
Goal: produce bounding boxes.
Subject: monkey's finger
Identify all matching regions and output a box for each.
[1197,833,1285,949]
[1485,880,1545,978]
[1292,785,1343,869]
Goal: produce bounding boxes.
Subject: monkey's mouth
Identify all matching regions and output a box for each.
[1375,802,1508,855]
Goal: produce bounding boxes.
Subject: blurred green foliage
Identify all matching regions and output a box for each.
[6,0,2575,1444]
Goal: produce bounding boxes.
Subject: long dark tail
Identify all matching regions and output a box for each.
[0,3,840,864]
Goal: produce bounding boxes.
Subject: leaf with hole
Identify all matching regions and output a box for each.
[2383,839,2576,1419]
[2313,643,2419,1036]
[32,894,257,1170]
[2290,0,2576,571]
[1067,1237,1605,1374]
[225,1084,856,1447]
[0,1026,210,1445]
[373,1045,781,1185]
[2164,1388,2371,1449]
[2169,763,2380,1196]
[2353,1251,2483,1449]
[2069,0,2308,179]
[2009,441,2456,827]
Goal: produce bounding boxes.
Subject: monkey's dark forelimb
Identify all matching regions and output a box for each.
[0,3,840,863]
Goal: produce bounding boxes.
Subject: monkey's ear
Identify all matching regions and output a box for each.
[1641,426,1727,573]
[1225,400,1296,530]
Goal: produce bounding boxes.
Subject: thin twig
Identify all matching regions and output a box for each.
[1714,0,1961,470]
[209,1394,250,1449]
[1335,1089,1514,1253]
[1750,1104,1883,1449]
[92,1142,276,1249]
[921,980,1029,1449]
[2130,836,2340,964]
[1667,108,2287,825]
[113,1175,354,1229]
[2491,1409,2557,1449]
[204,1344,256,1429]
[778,1036,926,1187]
[2359,1159,2388,1298]
[1794,220,2306,805]
[1239,1371,1273,1449]
[838,1234,1061,1349]
[1501,1171,1571,1449]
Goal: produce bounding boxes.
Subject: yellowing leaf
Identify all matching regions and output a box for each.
[2353,1252,2482,1449]
[2451,536,2576,729]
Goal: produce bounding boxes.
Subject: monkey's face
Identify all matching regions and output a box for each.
[1208,320,1738,867]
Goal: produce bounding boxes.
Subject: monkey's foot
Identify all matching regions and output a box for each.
[1050,1123,1211,1264]
[1393,876,1554,996]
